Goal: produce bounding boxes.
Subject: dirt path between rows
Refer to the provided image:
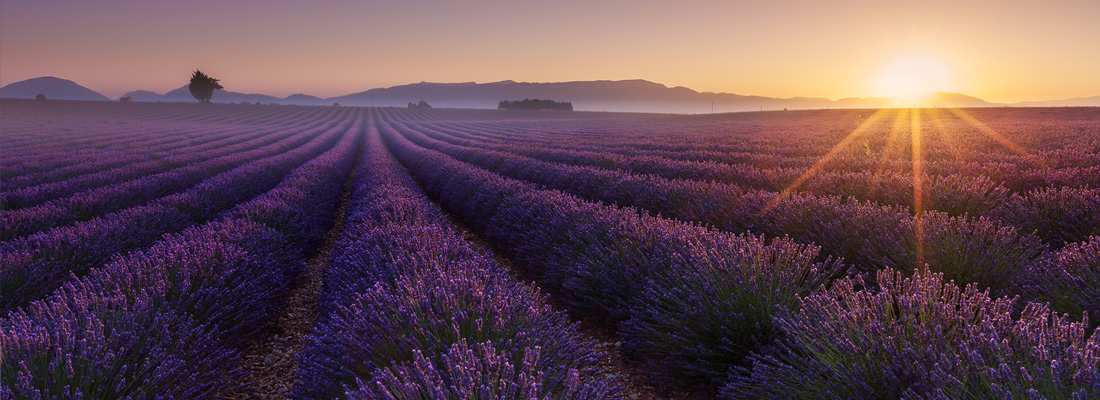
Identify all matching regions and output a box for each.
[224,171,356,399]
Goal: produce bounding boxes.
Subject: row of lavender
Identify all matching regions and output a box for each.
[400,109,1099,301]
[0,117,341,240]
[2,102,1095,397]
[3,123,215,190]
[0,114,362,397]
[0,101,299,177]
[401,111,1100,318]
[414,118,1007,217]
[398,109,1100,309]
[0,111,355,311]
[293,123,617,398]
[462,113,1100,317]
[424,108,1100,191]
[385,115,1100,318]
[1,120,203,179]
[0,101,349,183]
[407,114,1100,243]
[0,112,332,203]
[1,107,349,210]
[380,109,1100,397]
[380,117,840,388]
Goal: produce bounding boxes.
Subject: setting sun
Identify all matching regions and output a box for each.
[875,54,957,102]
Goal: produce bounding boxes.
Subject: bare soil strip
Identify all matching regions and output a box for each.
[224,172,357,399]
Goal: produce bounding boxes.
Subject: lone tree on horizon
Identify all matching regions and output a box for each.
[189,70,223,103]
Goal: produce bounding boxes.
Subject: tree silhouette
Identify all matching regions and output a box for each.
[188,70,223,103]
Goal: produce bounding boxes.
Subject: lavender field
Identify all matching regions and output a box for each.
[2,98,1099,399]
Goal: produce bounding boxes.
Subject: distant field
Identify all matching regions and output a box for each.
[2,99,1098,398]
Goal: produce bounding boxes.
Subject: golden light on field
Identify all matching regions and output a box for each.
[762,106,1047,268]
[875,54,957,104]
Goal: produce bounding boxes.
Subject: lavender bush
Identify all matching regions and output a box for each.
[991,187,1100,247]
[351,340,617,400]
[1,110,362,396]
[622,236,840,387]
[295,127,615,399]
[725,268,1100,399]
[1021,236,1100,324]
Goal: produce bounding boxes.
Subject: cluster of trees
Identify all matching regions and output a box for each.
[407,100,432,109]
[498,98,573,111]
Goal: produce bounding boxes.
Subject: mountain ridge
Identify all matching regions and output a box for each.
[4,76,1098,113]
[0,77,110,101]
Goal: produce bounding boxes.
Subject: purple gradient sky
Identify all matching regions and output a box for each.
[2,0,1098,101]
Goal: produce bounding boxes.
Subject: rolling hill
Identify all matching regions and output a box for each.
[0,77,110,101]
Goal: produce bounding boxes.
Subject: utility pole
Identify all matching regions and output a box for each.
[711,102,714,114]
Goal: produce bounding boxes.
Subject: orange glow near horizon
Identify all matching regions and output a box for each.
[764,106,1047,269]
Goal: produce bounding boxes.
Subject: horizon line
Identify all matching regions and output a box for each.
[1,75,1097,105]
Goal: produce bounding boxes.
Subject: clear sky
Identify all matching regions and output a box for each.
[2,0,1098,102]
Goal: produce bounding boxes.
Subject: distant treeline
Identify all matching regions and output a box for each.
[498,99,573,111]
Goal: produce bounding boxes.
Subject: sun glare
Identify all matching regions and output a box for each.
[875,54,956,103]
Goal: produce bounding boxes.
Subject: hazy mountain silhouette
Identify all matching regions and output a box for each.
[329,80,1000,112]
[124,86,318,104]
[1012,95,1100,107]
[833,92,993,109]
[6,76,1099,112]
[331,79,750,112]
[120,90,164,102]
[160,85,283,103]
[926,92,995,107]
[284,94,329,105]
[0,77,109,101]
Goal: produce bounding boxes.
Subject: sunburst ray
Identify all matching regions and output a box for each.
[925,108,964,162]
[865,109,911,201]
[759,108,891,216]
[946,107,1045,167]
[911,108,925,268]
